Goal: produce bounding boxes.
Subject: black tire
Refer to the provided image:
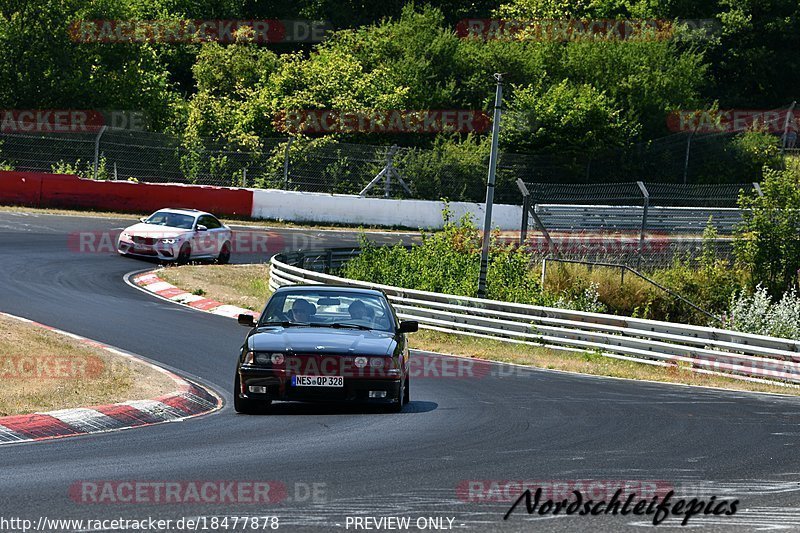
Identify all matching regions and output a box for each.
[387,378,405,413]
[217,242,231,264]
[403,375,410,405]
[177,243,191,265]
[234,373,270,414]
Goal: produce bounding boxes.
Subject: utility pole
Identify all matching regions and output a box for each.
[477,73,504,299]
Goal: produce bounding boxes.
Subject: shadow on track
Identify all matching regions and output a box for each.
[237,401,438,416]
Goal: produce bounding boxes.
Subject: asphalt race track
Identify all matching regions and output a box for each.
[2,211,800,532]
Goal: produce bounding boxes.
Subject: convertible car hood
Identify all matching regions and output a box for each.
[248,327,396,356]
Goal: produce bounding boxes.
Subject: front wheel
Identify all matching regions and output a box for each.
[234,373,270,414]
[386,378,405,413]
[217,242,231,264]
[177,243,191,265]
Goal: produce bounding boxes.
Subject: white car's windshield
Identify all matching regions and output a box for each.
[261,291,394,333]
[145,211,195,230]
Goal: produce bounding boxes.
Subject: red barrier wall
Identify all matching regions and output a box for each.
[0,171,253,216]
[0,171,44,206]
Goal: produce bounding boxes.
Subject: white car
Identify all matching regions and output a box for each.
[117,208,233,264]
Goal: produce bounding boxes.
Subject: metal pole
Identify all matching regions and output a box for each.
[384,147,393,198]
[780,101,796,155]
[283,138,292,189]
[636,181,649,269]
[477,73,504,299]
[541,258,547,287]
[520,192,530,245]
[682,132,693,185]
[242,168,247,187]
[93,125,108,180]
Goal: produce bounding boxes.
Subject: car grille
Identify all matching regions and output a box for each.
[132,236,158,245]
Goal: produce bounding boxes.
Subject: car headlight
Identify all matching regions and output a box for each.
[369,357,385,368]
[243,351,255,364]
[161,238,177,244]
[121,232,131,239]
[252,352,284,365]
[354,356,368,368]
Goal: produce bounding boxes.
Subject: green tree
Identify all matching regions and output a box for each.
[735,166,800,296]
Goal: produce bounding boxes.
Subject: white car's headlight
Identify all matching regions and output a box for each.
[161,238,177,244]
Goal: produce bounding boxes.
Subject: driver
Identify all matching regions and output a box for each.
[348,300,373,324]
[291,299,314,322]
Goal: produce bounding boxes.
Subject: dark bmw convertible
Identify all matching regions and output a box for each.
[234,285,418,413]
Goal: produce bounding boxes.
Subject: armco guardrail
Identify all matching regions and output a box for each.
[534,205,743,234]
[270,250,800,387]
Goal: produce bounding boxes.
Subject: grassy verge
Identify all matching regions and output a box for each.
[158,264,272,311]
[0,315,177,416]
[154,264,800,396]
[0,204,416,232]
[412,329,800,396]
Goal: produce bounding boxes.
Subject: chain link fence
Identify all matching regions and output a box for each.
[0,102,794,204]
[515,180,750,271]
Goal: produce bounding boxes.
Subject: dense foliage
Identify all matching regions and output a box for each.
[1,0,797,191]
[735,164,800,296]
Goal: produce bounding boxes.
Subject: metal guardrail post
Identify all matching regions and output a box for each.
[540,258,547,287]
[636,181,649,268]
[520,188,530,245]
[93,125,108,180]
[283,138,292,189]
[360,145,411,198]
[781,101,796,156]
[517,179,557,256]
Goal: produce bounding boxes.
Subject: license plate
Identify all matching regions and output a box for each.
[291,375,344,387]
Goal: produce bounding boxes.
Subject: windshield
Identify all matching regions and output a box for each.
[260,290,395,333]
[144,211,196,230]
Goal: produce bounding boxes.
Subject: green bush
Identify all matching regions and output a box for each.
[735,165,800,296]
[342,211,605,312]
[343,210,748,325]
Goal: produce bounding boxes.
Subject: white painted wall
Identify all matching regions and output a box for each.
[250,189,522,230]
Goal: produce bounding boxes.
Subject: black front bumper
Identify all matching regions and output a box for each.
[239,368,402,404]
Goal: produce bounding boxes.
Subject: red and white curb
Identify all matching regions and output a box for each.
[129,271,259,319]
[0,312,222,445]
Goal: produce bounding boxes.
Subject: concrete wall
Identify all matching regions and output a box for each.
[250,189,522,230]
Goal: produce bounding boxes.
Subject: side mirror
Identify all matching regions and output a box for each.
[196,224,208,232]
[398,320,418,333]
[238,314,256,327]
[139,217,147,223]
